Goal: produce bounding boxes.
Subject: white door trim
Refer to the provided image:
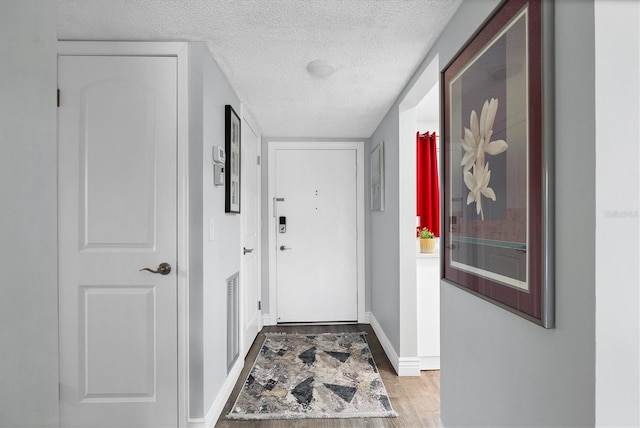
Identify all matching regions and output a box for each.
[239,106,263,356]
[57,41,190,428]
[267,141,366,324]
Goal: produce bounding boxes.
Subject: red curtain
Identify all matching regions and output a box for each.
[416,131,440,237]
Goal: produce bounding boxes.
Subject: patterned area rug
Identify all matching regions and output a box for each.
[227,332,397,420]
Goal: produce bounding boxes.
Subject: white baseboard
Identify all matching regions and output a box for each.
[398,357,421,376]
[203,357,244,427]
[368,312,399,374]
[262,313,277,326]
[187,418,205,428]
[420,356,441,370]
[368,312,421,376]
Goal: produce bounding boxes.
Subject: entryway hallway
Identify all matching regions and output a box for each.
[215,324,441,427]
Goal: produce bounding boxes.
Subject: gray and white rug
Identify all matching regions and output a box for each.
[227,332,397,420]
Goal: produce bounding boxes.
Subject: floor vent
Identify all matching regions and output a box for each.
[227,272,240,372]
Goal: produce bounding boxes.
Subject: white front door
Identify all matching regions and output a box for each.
[58,55,178,428]
[274,148,358,322]
[241,118,261,353]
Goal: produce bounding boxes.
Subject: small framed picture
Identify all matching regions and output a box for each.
[370,141,384,211]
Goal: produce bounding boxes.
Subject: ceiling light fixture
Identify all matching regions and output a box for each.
[306,60,337,78]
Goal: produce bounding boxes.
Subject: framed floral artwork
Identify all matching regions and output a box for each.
[225,105,241,213]
[442,0,555,327]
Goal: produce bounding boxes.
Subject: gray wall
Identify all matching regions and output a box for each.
[440,0,596,426]
[188,42,206,419]
[201,45,242,416]
[0,1,59,427]
[188,42,243,420]
[368,115,401,352]
[366,0,503,360]
[368,0,597,425]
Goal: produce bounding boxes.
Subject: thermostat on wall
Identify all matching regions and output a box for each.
[213,146,226,164]
[214,164,225,186]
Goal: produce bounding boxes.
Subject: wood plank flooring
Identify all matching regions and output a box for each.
[215,324,440,428]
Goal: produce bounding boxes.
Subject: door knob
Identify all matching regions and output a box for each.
[243,247,254,255]
[280,245,292,251]
[139,262,172,275]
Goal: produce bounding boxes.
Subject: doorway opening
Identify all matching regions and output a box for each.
[398,54,441,371]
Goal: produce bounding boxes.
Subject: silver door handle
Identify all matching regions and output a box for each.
[243,247,254,255]
[280,245,292,251]
[139,262,171,275]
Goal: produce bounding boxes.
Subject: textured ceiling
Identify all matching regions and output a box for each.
[57,0,461,138]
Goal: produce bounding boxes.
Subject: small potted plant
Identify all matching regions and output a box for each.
[417,227,436,253]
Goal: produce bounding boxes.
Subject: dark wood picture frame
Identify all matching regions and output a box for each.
[442,0,554,327]
[225,105,241,214]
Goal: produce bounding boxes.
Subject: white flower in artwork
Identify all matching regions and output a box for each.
[460,97,508,220]
[461,98,508,171]
[464,162,496,221]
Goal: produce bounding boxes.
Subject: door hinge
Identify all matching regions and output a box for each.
[57,89,60,107]
[258,301,261,311]
[257,155,261,166]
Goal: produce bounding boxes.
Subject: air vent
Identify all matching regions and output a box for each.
[227,272,240,372]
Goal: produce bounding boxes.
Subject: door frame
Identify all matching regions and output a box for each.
[58,41,190,428]
[267,141,366,324]
[239,108,263,355]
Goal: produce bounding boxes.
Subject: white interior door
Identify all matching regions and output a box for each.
[275,149,358,322]
[241,119,261,353]
[58,55,178,428]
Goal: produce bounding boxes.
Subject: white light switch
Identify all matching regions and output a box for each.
[209,218,214,241]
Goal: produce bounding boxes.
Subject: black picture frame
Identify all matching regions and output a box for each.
[442,0,555,327]
[225,105,241,214]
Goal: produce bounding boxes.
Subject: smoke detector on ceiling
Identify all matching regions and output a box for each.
[306,60,337,78]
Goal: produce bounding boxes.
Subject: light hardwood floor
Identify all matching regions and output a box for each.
[215,324,441,428]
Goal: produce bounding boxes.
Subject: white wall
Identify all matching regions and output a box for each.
[187,43,243,421]
[397,105,418,370]
[412,69,442,371]
[416,80,440,135]
[0,2,59,427]
[416,121,439,134]
[440,0,596,426]
[594,1,640,426]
